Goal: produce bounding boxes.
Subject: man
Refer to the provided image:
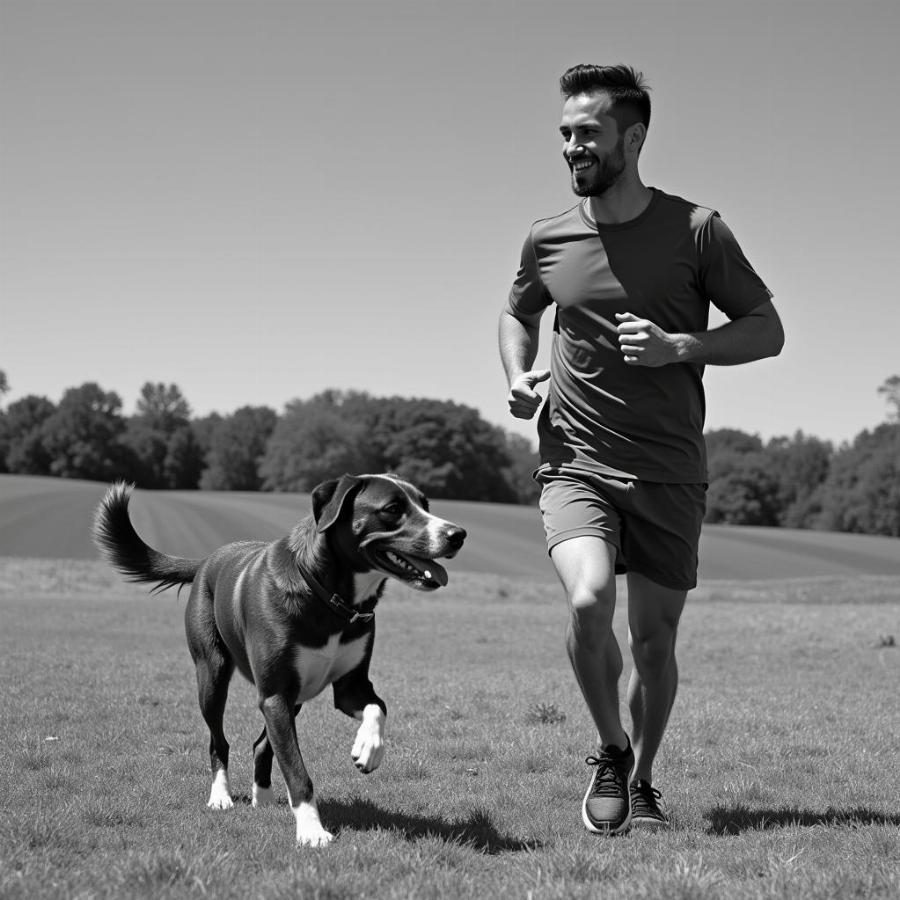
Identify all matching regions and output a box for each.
[498,64,783,835]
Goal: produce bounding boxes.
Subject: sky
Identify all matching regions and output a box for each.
[2,0,899,449]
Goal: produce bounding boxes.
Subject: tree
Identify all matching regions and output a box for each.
[705,428,764,457]
[499,432,541,504]
[877,375,900,422]
[814,424,900,536]
[765,431,832,528]
[39,383,130,480]
[201,405,278,491]
[260,398,370,491]
[122,382,200,487]
[163,425,206,489]
[2,395,57,475]
[704,448,781,526]
[374,397,516,501]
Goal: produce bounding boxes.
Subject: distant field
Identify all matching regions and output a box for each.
[2,474,899,581]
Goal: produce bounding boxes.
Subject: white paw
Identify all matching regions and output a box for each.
[207,770,233,809]
[297,826,334,848]
[351,704,386,773]
[252,783,276,807]
[293,801,333,848]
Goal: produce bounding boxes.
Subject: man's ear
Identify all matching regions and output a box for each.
[312,474,363,533]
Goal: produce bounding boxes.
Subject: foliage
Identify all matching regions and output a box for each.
[38,383,130,481]
[260,390,523,502]
[121,382,203,488]
[0,394,57,475]
[705,446,781,526]
[0,372,897,530]
[260,394,373,491]
[200,405,278,491]
[877,374,900,422]
[764,431,833,528]
[814,424,900,537]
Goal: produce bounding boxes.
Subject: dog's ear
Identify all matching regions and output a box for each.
[312,474,363,533]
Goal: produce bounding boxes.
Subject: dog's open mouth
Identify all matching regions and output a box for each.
[370,549,448,591]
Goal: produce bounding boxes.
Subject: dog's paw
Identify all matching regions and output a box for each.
[207,770,234,810]
[293,801,333,848]
[297,826,334,848]
[351,704,386,773]
[252,783,276,807]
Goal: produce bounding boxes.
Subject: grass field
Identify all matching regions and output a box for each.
[1,557,898,899]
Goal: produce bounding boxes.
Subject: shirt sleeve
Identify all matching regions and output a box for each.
[506,230,553,317]
[697,213,773,320]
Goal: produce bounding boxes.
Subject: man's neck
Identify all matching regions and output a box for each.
[587,182,653,226]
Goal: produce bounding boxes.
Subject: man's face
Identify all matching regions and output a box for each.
[559,91,626,197]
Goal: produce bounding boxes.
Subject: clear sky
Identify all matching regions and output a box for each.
[2,0,898,449]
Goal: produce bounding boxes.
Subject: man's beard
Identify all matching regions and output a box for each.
[570,139,626,197]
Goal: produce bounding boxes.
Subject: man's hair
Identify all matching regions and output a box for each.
[559,64,651,132]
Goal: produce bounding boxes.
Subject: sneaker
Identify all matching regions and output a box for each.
[630,779,669,828]
[581,739,634,835]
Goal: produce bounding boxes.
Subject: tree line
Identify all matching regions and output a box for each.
[0,372,897,536]
[0,378,539,503]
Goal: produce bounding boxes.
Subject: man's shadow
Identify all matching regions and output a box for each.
[318,797,540,854]
[706,805,900,835]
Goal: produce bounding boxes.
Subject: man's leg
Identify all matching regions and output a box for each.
[625,571,687,785]
[550,536,627,750]
[551,535,635,833]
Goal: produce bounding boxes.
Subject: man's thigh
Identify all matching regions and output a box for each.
[550,535,619,610]
[537,468,628,575]
[626,571,687,640]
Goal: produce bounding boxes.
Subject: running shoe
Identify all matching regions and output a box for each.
[581,738,634,834]
[630,778,669,828]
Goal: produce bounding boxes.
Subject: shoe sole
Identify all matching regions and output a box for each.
[629,814,669,829]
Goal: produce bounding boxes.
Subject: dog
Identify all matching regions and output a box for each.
[93,473,466,847]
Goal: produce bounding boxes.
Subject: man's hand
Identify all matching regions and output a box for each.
[507,369,551,419]
[615,312,686,367]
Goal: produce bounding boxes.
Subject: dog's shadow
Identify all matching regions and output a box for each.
[322,797,540,854]
[235,794,540,853]
[706,805,900,835]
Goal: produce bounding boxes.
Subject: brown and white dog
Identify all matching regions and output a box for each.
[93,473,466,847]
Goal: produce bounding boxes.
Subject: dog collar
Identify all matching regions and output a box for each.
[296,561,375,624]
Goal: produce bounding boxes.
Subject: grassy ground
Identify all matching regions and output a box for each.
[1,559,898,899]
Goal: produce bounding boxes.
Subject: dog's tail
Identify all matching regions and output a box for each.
[93,482,202,593]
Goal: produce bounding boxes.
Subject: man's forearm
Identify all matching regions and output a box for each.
[499,310,540,383]
[674,307,784,366]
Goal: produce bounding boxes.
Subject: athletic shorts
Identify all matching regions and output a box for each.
[535,465,707,591]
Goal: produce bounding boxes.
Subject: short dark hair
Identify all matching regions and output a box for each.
[559,64,651,132]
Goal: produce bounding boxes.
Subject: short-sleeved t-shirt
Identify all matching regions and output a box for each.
[507,189,773,483]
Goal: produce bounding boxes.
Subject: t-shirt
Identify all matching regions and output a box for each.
[506,188,773,483]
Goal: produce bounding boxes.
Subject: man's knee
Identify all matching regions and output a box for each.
[566,582,616,652]
[629,627,677,679]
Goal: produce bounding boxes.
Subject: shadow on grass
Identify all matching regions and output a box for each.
[707,805,900,835]
[315,797,541,854]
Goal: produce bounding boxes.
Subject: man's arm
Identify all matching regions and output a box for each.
[615,300,784,367]
[499,307,550,419]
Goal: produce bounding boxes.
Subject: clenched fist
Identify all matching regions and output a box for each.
[507,369,551,419]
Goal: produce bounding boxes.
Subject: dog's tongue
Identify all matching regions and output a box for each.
[406,555,448,587]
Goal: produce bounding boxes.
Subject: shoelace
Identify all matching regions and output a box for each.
[632,781,662,807]
[584,754,628,798]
